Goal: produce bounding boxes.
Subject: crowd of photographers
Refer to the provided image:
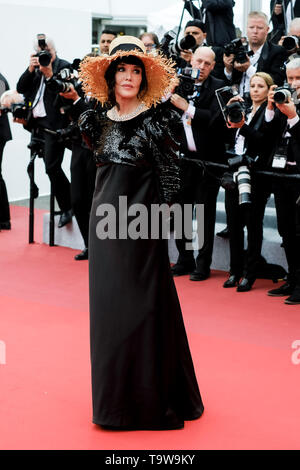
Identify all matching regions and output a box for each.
[0,0,300,304]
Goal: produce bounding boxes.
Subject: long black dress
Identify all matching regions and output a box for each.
[79,104,204,430]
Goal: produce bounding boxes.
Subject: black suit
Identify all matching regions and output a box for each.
[270,0,300,43]
[264,105,300,286]
[184,0,236,47]
[0,73,12,224]
[227,41,287,91]
[175,74,227,274]
[17,57,72,213]
[225,102,273,281]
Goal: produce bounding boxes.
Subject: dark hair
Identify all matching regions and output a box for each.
[104,56,148,108]
[101,29,117,37]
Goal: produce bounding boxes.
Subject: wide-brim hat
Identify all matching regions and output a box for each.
[79,35,178,107]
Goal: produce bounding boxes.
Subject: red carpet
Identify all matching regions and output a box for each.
[0,205,300,450]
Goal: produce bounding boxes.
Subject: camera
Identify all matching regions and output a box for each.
[273,83,294,104]
[47,59,81,94]
[34,33,52,67]
[175,67,201,98]
[224,38,249,64]
[227,153,254,205]
[215,85,246,124]
[160,27,197,59]
[282,35,300,53]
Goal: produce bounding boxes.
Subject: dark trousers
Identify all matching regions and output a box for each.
[273,177,300,285]
[175,160,220,272]
[70,144,96,248]
[225,176,270,280]
[0,140,10,223]
[42,131,71,213]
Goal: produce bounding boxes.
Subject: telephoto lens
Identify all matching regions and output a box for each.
[234,166,251,205]
[273,87,292,104]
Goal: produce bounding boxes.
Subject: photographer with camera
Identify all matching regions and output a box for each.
[223,11,286,101]
[16,34,73,228]
[52,77,96,261]
[170,46,227,281]
[221,72,275,291]
[264,57,300,304]
[0,72,12,230]
[275,17,300,60]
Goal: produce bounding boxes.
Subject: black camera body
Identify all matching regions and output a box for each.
[47,61,81,95]
[34,34,52,67]
[160,28,197,59]
[215,85,246,124]
[282,35,300,53]
[175,67,200,98]
[273,83,294,104]
[224,38,249,64]
[0,102,29,120]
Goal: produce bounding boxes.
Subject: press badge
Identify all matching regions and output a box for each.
[272,155,287,169]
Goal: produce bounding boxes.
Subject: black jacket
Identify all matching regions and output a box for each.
[16,56,71,130]
[0,73,12,143]
[228,101,274,169]
[179,74,227,162]
[264,103,300,172]
[270,0,300,42]
[184,0,236,47]
[226,41,287,88]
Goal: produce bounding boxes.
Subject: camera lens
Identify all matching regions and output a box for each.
[38,50,52,67]
[282,36,298,52]
[180,35,196,51]
[273,89,291,104]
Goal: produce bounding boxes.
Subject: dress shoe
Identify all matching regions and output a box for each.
[236,278,254,292]
[189,270,210,281]
[223,274,240,288]
[0,220,11,230]
[216,226,230,238]
[284,288,300,305]
[58,210,73,228]
[74,248,88,261]
[267,282,295,297]
[171,263,195,276]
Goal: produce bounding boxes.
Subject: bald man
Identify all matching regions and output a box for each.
[170,47,227,281]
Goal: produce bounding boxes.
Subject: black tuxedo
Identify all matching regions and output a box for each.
[228,41,287,90]
[174,74,228,275]
[225,102,273,281]
[180,74,227,162]
[0,73,12,223]
[16,57,72,213]
[264,104,300,285]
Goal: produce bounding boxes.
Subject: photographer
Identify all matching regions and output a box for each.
[16,35,72,228]
[222,73,274,292]
[276,17,300,58]
[270,0,300,44]
[183,0,236,47]
[170,46,227,281]
[223,11,286,100]
[264,57,300,304]
[0,72,12,230]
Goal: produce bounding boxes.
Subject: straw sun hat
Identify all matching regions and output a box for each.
[79,35,178,107]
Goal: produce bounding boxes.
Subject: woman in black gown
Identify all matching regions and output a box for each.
[78,36,204,430]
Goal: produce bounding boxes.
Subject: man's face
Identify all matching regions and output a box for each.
[289,25,300,37]
[191,48,215,82]
[287,67,300,96]
[184,26,206,47]
[99,33,116,54]
[247,17,269,48]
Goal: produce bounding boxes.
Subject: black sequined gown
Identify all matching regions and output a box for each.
[79,104,204,430]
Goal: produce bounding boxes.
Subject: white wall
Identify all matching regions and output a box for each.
[0,3,91,201]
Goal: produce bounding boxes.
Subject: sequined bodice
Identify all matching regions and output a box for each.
[78,104,182,203]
